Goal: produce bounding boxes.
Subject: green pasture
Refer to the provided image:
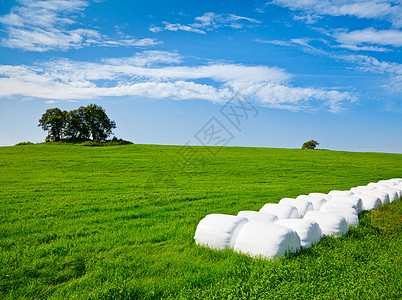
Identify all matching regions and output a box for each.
[0,143,401,299]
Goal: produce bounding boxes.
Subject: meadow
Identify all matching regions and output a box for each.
[0,143,401,299]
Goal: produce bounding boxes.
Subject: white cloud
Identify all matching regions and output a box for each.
[149,26,163,33]
[293,14,323,24]
[103,51,182,67]
[271,0,402,27]
[255,39,293,47]
[334,28,402,48]
[0,51,354,112]
[337,43,390,52]
[255,38,323,55]
[150,12,261,34]
[339,54,402,75]
[0,0,158,51]
[162,22,206,34]
[255,37,402,91]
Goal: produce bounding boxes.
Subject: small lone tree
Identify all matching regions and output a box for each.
[38,108,68,141]
[302,140,319,149]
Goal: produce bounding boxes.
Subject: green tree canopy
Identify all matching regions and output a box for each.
[82,104,116,141]
[39,104,116,142]
[64,107,89,140]
[302,140,319,149]
[38,108,67,142]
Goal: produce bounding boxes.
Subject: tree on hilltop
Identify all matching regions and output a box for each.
[82,104,116,141]
[302,140,319,149]
[39,104,116,142]
[64,108,87,140]
[38,108,68,142]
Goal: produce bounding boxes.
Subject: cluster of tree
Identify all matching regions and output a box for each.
[302,140,319,149]
[38,104,116,142]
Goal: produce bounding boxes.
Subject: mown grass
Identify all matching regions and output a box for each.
[0,143,401,299]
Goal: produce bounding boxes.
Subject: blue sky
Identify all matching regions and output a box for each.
[0,0,401,152]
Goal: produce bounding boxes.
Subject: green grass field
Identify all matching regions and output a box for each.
[0,143,401,299]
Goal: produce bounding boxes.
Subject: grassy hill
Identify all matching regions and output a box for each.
[0,143,401,299]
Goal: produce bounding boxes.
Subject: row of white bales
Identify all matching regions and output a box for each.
[194,178,402,259]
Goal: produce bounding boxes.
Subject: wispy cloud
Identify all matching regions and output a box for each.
[336,43,390,52]
[339,53,402,75]
[0,0,158,51]
[271,0,402,27]
[334,28,402,48]
[255,37,402,92]
[150,12,261,34]
[160,22,207,34]
[102,50,182,67]
[0,50,354,112]
[255,38,323,54]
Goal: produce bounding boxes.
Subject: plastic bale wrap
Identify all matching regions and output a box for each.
[275,219,322,248]
[376,187,399,202]
[233,222,301,259]
[352,193,381,211]
[367,182,379,188]
[354,185,375,191]
[350,186,375,194]
[394,184,402,194]
[297,195,327,210]
[389,178,402,185]
[278,198,314,217]
[387,186,401,198]
[194,214,248,250]
[328,190,354,197]
[359,190,390,205]
[377,180,397,186]
[304,211,349,237]
[330,196,363,213]
[308,193,332,202]
[375,185,401,198]
[237,211,278,223]
[259,203,299,219]
[320,206,359,227]
[320,201,358,214]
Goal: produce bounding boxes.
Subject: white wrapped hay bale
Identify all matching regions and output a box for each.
[367,182,380,188]
[320,206,358,227]
[377,180,397,186]
[374,185,401,198]
[278,198,314,217]
[350,186,375,194]
[320,201,358,214]
[194,214,248,250]
[328,190,354,197]
[389,178,402,185]
[376,187,399,202]
[275,219,322,248]
[378,179,402,187]
[386,186,401,198]
[352,193,382,211]
[233,221,301,259]
[360,190,390,205]
[308,193,332,202]
[304,211,349,237]
[331,196,363,213]
[297,195,327,211]
[237,211,278,223]
[355,185,375,190]
[259,203,299,219]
